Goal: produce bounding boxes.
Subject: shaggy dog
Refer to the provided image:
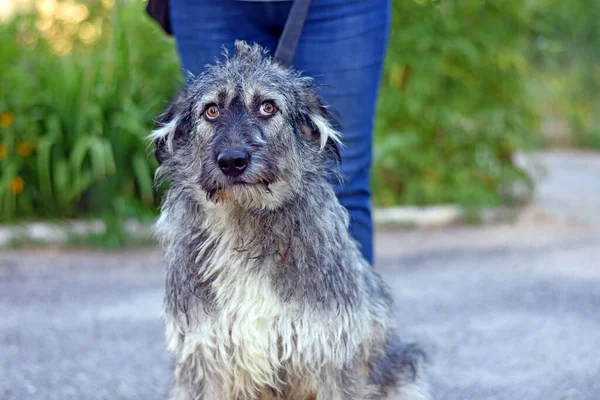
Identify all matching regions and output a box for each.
[150,41,430,400]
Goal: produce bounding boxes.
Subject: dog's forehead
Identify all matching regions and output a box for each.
[187,56,313,117]
[240,80,290,107]
[193,76,298,113]
[195,81,235,105]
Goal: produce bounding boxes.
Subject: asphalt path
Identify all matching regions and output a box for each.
[1,151,599,400]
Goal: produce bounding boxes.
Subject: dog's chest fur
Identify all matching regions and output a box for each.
[159,195,381,397]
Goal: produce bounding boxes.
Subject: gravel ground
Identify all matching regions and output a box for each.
[1,150,599,400]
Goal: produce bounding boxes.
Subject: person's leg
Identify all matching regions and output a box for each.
[169,0,390,264]
[168,0,280,78]
[293,0,392,265]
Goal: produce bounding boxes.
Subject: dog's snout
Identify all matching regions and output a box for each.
[217,150,249,177]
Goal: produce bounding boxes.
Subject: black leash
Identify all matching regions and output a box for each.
[274,0,312,68]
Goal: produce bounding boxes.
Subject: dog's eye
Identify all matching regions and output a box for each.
[260,101,276,116]
[205,104,219,119]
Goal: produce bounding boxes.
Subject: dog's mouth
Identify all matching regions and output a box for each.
[206,179,273,204]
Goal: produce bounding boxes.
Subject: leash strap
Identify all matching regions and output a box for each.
[274,0,312,68]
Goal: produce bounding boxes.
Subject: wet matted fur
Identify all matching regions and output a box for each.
[150,41,431,400]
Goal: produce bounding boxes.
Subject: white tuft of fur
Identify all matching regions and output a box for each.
[148,117,179,153]
[311,113,342,151]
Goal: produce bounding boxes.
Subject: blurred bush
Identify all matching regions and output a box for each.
[373,0,536,207]
[528,0,600,148]
[0,0,181,222]
[2,0,595,224]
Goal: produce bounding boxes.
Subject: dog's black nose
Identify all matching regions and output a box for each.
[217,150,249,177]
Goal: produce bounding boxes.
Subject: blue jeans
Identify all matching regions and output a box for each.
[169,0,391,264]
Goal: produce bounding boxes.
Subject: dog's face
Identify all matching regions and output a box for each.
[150,41,341,210]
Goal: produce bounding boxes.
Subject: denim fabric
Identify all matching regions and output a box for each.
[169,0,391,264]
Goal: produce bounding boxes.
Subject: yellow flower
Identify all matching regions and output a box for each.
[16,141,33,157]
[0,111,14,127]
[71,4,89,23]
[0,144,6,160]
[78,22,99,44]
[11,177,25,195]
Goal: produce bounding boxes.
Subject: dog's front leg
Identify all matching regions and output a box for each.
[165,317,208,400]
[314,376,360,400]
[171,353,227,400]
[165,316,185,356]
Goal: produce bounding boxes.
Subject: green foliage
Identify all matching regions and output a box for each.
[0,0,181,222]
[373,0,536,207]
[528,0,600,148]
[1,0,556,228]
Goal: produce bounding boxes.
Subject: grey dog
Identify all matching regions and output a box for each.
[150,41,430,400]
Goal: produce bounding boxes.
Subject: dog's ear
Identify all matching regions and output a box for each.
[299,95,342,164]
[149,89,191,165]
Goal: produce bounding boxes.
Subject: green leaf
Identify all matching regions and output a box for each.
[132,152,154,205]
